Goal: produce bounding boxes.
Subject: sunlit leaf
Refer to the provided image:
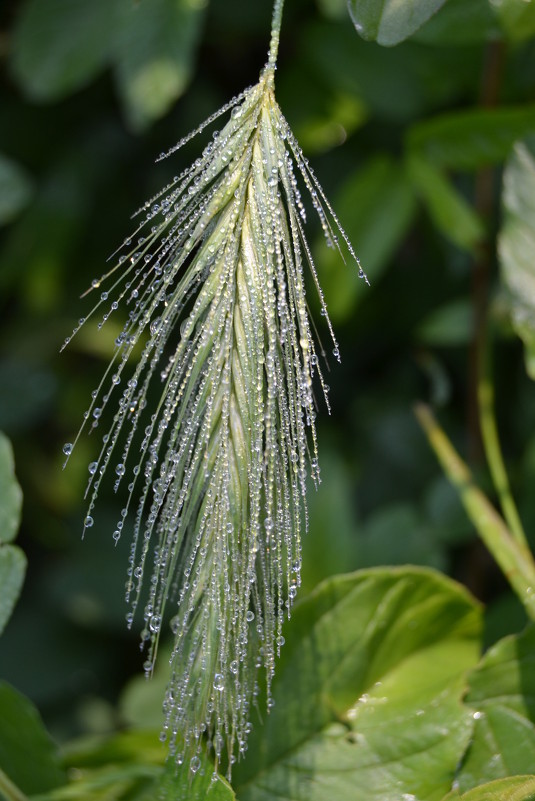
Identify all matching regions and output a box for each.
[347,0,449,45]
[498,137,535,379]
[0,433,22,545]
[443,775,535,801]
[455,625,535,792]
[0,433,25,637]
[491,0,535,41]
[234,567,482,801]
[0,546,26,638]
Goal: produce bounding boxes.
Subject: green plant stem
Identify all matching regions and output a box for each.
[467,41,503,463]
[267,0,285,68]
[414,403,535,622]
[478,351,529,551]
[0,768,29,801]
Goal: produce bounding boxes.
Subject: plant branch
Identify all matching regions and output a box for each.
[267,0,285,68]
[415,403,535,622]
[0,768,29,801]
[467,40,504,462]
[478,348,529,551]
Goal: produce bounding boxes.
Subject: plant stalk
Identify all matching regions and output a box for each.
[0,768,29,801]
[478,347,529,552]
[415,403,535,622]
[267,0,285,68]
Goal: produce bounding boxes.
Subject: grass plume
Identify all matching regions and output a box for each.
[62,34,367,777]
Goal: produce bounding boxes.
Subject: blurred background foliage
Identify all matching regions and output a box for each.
[1,0,535,751]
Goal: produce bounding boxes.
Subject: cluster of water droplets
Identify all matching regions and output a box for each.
[62,63,367,778]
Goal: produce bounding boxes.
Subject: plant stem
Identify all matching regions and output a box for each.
[415,403,535,622]
[0,768,29,801]
[467,41,504,462]
[478,346,529,552]
[267,0,285,68]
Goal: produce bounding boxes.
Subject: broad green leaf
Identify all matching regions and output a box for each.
[317,156,416,321]
[416,299,474,346]
[113,0,206,131]
[347,0,449,46]
[455,625,535,792]
[407,155,484,251]
[10,0,119,100]
[408,106,535,171]
[491,0,535,41]
[0,432,22,544]
[0,546,26,637]
[234,567,482,801]
[0,154,33,226]
[498,137,535,379]
[415,0,500,44]
[0,681,65,794]
[443,775,535,800]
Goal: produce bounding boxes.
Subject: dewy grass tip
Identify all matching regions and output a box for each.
[62,6,367,779]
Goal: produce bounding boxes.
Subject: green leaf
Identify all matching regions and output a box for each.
[417,299,474,346]
[317,156,416,321]
[358,503,448,571]
[0,154,33,226]
[54,729,235,801]
[303,20,482,123]
[158,760,236,801]
[492,0,535,42]
[113,0,206,131]
[408,106,535,171]
[10,0,119,101]
[498,137,535,379]
[347,0,449,45]
[444,775,535,800]
[0,681,66,794]
[119,645,172,730]
[407,154,484,251]
[0,432,22,545]
[0,546,26,638]
[414,0,501,44]
[234,567,482,801]
[455,625,535,792]
[0,433,25,637]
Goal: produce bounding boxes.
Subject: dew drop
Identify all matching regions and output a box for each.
[149,615,161,632]
[63,443,73,456]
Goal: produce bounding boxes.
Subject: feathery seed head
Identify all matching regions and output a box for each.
[63,59,366,776]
